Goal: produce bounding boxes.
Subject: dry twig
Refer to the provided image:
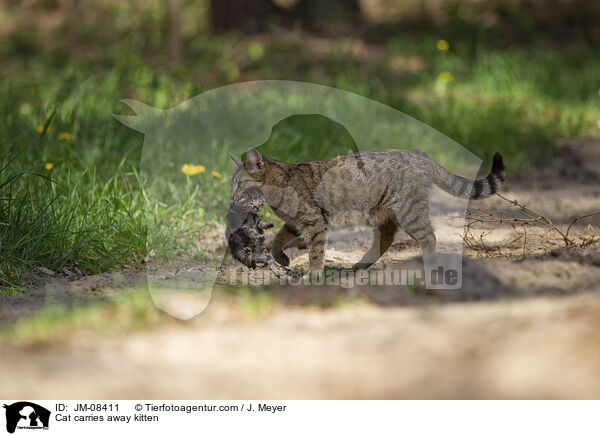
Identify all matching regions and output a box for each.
[463,193,600,254]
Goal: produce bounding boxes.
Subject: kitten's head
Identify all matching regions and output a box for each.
[233,187,264,212]
[229,148,265,199]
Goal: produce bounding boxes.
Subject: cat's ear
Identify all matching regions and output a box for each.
[229,155,242,169]
[246,147,264,173]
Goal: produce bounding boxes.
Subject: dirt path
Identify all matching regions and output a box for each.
[2,292,600,399]
[1,136,600,399]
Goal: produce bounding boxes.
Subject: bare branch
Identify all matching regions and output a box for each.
[463,193,600,255]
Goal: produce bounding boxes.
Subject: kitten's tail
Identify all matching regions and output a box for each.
[431,152,506,199]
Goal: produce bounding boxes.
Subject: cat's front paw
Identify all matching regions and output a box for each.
[268,264,286,277]
[285,268,305,280]
[352,262,373,270]
[273,250,290,267]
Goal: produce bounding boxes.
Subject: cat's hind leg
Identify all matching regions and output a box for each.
[352,219,397,270]
[391,200,436,255]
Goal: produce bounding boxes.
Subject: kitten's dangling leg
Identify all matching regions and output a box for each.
[267,261,286,277]
[255,247,286,277]
[353,219,397,270]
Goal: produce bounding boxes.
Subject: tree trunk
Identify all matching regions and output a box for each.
[167,0,183,65]
[210,0,272,34]
[296,0,362,34]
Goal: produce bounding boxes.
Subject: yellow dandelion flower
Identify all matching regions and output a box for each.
[211,170,223,179]
[191,164,206,175]
[181,164,206,176]
[58,132,73,141]
[36,125,52,134]
[436,39,449,51]
[181,164,193,175]
[439,72,454,83]
[598,88,600,97]
[45,162,54,170]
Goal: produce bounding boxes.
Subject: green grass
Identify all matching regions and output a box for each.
[1,34,599,289]
[1,289,167,345]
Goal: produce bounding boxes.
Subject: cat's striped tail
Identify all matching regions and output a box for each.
[431,152,506,199]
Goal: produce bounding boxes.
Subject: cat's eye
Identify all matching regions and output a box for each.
[237,181,243,189]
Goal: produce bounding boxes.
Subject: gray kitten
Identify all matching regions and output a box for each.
[225,187,284,276]
[230,148,505,272]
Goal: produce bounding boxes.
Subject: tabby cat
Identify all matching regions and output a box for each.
[229,148,505,272]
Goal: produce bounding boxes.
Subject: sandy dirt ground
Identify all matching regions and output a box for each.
[1,136,600,399]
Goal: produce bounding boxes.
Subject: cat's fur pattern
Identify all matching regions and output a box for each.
[225,187,283,275]
[229,148,505,272]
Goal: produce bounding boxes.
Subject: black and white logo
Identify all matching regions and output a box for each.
[3,402,50,434]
